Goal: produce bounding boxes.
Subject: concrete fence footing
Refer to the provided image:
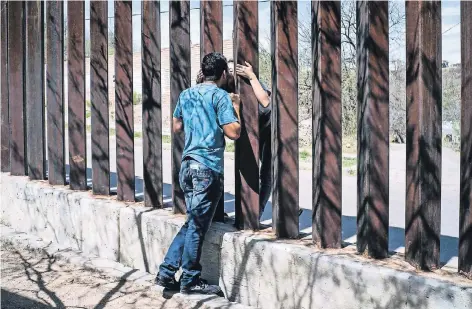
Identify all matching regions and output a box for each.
[1,173,471,309]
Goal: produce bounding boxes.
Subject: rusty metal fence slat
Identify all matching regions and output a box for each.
[8,1,27,176]
[405,1,442,270]
[115,1,135,202]
[170,0,190,214]
[46,1,65,185]
[68,1,87,190]
[200,0,224,221]
[271,0,299,239]
[234,0,259,230]
[26,1,46,180]
[0,1,9,172]
[312,1,342,248]
[459,0,472,279]
[200,0,223,56]
[90,0,110,195]
[142,0,163,207]
[356,1,389,258]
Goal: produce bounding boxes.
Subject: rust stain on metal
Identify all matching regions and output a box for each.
[71,155,85,163]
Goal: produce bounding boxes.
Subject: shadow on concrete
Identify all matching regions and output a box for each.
[56,162,460,267]
[1,289,56,309]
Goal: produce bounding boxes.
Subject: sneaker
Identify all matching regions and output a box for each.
[180,279,222,295]
[155,275,180,291]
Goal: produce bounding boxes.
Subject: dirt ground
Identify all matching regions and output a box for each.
[1,245,198,309]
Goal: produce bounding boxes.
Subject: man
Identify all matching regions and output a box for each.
[156,52,241,295]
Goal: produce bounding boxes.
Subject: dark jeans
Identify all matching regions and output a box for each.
[159,158,223,287]
[259,133,272,220]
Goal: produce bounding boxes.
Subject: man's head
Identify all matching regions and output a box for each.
[201,52,228,86]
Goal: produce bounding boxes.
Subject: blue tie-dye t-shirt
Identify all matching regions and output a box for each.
[173,83,238,174]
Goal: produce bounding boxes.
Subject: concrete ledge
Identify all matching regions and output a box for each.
[1,173,471,309]
[0,225,252,309]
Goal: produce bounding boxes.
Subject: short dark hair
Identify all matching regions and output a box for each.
[201,52,228,81]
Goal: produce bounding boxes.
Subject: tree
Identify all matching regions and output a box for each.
[390,59,406,143]
[294,1,406,142]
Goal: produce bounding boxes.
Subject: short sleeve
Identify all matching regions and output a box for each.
[260,81,271,96]
[259,81,272,114]
[216,91,238,126]
[173,95,182,119]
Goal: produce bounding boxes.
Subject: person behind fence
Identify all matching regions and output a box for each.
[155,52,241,295]
[231,60,273,221]
[230,60,303,220]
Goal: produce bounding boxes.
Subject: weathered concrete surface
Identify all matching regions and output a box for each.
[220,234,472,309]
[1,173,471,309]
[119,205,237,284]
[0,225,252,309]
[1,176,120,260]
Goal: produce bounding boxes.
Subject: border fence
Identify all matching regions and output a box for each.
[0,0,470,279]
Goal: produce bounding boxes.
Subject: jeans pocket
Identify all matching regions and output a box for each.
[192,169,214,192]
[179,164,192,191]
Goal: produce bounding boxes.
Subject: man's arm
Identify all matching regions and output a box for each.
[222,94,241,140]
[173,117,183,133]
[236,61,270,107]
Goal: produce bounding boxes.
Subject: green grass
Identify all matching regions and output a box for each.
[300,150,310,161]
[162,135,171,144]
[342,156,357,169]
[225,141,235,153]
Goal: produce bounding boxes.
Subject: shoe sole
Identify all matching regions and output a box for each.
[180,290,221,295]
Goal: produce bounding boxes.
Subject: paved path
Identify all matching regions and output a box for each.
[0,245,195,309]
[59,136,461,267]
